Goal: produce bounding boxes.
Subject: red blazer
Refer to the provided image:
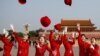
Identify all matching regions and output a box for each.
[35,43,52,56]
[13,32,29,56]
[90,44,100,56]
[1,36,13,56]
[49,32,62,56]
[62,34,75,56]
[85,42,91,56]
[78,30,87,56]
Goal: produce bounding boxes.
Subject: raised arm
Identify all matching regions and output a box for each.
[69,32,75,45]
[61,34,67,44]
[45,44,52,53]
[1,36,11,45]
[90,44,99,54]
[13,32,23,42]
[49,31,54,42]
[10,24,22,42]
[58,37,62,45]
[61,26,68,44]
[77,23,82,36]
[1,29,11,45]
[76,24,84,45]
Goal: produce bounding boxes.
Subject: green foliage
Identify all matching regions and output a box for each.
[28,31,35,37]
[5,28,45,38]
[17,32,24,37]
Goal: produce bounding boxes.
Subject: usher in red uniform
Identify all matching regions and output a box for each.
[1,36,13,56]
[89,44,100,56]
[62,34,75,56]
[35,42,52,56]
[13,32,29,56]
[78,30,87,56]
[49,31,62,56]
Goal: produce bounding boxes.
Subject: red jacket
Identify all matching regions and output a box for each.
[85,42,91,56]
[78,30,87,56]
[89,44,100,56]
[62,34,75,56]
[13,32,29,56]
[49,32,62,56]
[1,36,13,56]
[35,43,51,56]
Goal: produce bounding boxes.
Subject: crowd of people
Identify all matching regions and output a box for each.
[0,24,100,56]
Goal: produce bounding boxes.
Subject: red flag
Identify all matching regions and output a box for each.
[18,0,26,5]
[40,16,51,27]
[64,0,72,6]
[54,23,61,31]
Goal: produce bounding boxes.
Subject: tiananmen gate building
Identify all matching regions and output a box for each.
[39,19,100,39]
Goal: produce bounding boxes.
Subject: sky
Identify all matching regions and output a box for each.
[0,0,100,33]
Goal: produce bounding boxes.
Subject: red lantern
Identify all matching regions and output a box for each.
[54,23,61,31]
[64,0,72,6]
[40,16,51,27]
[18,0,26,5]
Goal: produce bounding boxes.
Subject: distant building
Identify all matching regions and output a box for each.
[39,19,100,39]
[61,19,100,39]
[61,19,97,32]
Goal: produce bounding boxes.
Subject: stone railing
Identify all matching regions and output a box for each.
[39,32,100,39]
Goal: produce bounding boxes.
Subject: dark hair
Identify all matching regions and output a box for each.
[10,36,15,42]
[91,37,96,40]
[23,34,30,42]
[7,34,15,42]
[38,36,47,43]
[81,34,85,37]
[81,34,88,39]
[27,33,31,39]
[90,37,96,44]
[38,36,45,40]
[6,30,15,42]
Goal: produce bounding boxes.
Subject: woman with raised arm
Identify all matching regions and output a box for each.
[0,29,14,56]
[49,30,62,56]
[35,33,52,56]
[77,24,90,56]
[10,24,30,56]
[61,27,75,56]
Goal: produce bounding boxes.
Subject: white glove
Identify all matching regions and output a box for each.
[5,31,8,37]
[10,24,14,31]
[62,26,67,35]
[64,26,68,33]
[3,28,6,34]
[62,30,65,35]
[52,50,57,56]
[90,45,94,50]
[3,28,8,37]
[75,32,79,36]
[36,43,41,48]
[77,23,80,30]
[72,32,75,38]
